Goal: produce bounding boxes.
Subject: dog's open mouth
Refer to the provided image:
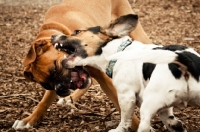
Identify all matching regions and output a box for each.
[69,66,91,89]
[51,36,91,91]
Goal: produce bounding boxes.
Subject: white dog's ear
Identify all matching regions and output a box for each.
[101,14,138,37]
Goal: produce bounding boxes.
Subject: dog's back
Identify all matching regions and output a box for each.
[40,0,134,36]
[111,40,200,106]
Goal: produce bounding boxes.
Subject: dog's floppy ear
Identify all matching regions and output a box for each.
[101,14,138,37]
[23,39,49,66]
[22,39,50,82]
[23,65,35,82]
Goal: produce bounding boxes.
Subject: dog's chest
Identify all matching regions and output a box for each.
[113,60,145,93]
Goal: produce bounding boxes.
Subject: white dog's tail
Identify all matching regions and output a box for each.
[108,49,178,64]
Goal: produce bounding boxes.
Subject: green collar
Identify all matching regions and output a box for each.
[106,39,132,78]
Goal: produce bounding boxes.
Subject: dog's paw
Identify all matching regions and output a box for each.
[150,127,156,132]
[108,129,132,132]
[108,129,120,132]
[57,98,77,109]
[108,126,132,132]
[168,120,187,132]
[12,120,33,130]
[57,98,72,105]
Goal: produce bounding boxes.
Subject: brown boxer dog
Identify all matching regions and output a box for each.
[12,0,151,130]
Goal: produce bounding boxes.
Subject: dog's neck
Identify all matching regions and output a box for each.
[73,36,133,73]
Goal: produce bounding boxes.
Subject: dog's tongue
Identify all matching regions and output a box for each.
[71,72,79,81]
[71,71,84,88]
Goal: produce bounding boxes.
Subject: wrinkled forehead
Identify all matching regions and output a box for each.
[31,61,54,83]
[32,51,66,83]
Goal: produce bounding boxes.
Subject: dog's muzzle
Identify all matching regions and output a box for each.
[40,82,71,97]
[55,83,71,97]
[40,66,91,97]
[48,35,92,97]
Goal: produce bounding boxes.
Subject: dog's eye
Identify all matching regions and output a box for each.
[72,30,82,36]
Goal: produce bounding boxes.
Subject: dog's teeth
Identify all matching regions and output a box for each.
[54,43,58,47]
[64,54,67,58]
[70,80,73,82]
[60,43,63,47]
[58,48,61,51]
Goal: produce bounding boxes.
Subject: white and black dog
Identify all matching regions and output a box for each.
[51,14,200,132]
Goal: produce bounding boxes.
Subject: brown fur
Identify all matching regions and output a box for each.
[21,0,151,130]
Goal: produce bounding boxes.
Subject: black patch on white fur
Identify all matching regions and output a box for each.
[168,63,182,79]
[154,44,200,81]
[153,45,188,51]
[176,51,200,81]
[143,63,156,81]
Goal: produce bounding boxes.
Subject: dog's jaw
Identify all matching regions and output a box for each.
[65,56,85,68]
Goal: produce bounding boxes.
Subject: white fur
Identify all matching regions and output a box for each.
[12,120,32,130]
[57,98,72,105]
[108,49,178,63]
[67,36,200,132]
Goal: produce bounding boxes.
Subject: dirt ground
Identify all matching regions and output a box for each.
[0,0,200,131]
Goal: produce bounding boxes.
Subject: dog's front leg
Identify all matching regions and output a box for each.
[84,66,139,131]
[138,94,162,132]
[109,85,136,132]
[13,90,57,130]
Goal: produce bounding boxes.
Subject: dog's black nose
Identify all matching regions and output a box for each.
[51,35,57,41]
[55,83,70,97]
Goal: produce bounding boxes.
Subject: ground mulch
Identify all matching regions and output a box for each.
[0,0,200,131]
